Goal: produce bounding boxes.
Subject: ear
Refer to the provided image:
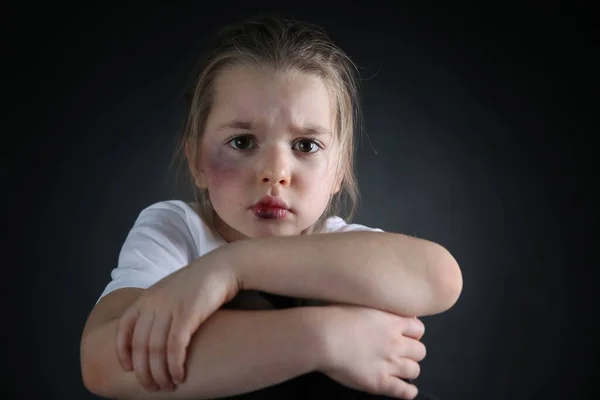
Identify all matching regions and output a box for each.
[185,141,208,190]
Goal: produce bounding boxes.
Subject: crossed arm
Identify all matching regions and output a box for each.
[230,231,462,317]
[81,231,462,399]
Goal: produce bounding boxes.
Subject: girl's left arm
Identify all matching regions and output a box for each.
[225,231,463,317]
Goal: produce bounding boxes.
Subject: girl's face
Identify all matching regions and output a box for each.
[194,66,342,242]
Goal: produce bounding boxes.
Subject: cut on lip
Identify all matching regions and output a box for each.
[253,207,289,220]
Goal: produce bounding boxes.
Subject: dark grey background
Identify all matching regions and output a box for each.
[7,3,597,399]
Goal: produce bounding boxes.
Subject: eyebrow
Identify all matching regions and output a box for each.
[217,120,332,136]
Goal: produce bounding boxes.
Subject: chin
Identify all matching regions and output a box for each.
[248,226,296,238]
[242,220,304,239]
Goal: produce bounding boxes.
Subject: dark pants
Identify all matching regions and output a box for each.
[222,372,439,399]
[222,293,440,399]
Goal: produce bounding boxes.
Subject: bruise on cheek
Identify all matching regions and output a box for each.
[205,146,243,190]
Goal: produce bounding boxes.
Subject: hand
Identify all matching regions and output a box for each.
[319,304,426,399]
[116,247,240,392]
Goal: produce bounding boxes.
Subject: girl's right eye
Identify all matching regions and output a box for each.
[227,135,256,151]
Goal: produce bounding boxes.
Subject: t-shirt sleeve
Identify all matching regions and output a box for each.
[325,216,385,233]
[95,202,198,304]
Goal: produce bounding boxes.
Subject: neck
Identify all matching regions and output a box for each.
[213,211,247,243]
[212,210,317,243]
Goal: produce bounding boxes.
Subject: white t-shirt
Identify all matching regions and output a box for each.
[96,200,383,306]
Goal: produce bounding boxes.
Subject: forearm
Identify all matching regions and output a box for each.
[229,231,462,317]
[84,307,326,400]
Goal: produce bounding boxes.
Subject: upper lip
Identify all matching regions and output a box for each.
[252,195,290,210]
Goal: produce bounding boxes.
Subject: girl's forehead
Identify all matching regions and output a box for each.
[209,67,336,131]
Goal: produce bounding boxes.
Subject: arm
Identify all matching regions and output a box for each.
[228,231,463,317]
[81,289,327,400]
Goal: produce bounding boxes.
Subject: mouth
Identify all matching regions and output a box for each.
[250,196,290,220]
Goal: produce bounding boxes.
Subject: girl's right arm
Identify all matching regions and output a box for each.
[81,288,327,400]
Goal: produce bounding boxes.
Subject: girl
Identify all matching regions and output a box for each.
[80,15,461,400]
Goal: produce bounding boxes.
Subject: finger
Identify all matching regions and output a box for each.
[116,304,140,371]
[149,312,175,391]
[393,358,421,381]
[382,376,419,400]
[132,310,159,392]
[167,309,193,385]
[402,317,425,341]
[402,338,427,362]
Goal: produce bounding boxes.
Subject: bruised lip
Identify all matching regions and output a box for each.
[251,195,290,210]
[250,196,290,220]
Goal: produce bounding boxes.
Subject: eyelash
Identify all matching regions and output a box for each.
[225,135,323,154]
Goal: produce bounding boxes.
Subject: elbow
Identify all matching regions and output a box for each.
[81,367,103,398]
[430,244,463,314]
[80,336,112,398]
[80,349,103,397]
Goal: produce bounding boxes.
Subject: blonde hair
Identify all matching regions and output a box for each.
[174,14,362,234]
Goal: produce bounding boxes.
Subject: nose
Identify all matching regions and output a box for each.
[259,146,291,187]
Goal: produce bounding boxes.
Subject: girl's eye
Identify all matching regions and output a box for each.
[294,139,320,153]
[228,136,255,150]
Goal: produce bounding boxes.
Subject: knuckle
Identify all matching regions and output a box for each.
[384,352,395,364]
[390,333,402,347]
[176,301,189,317]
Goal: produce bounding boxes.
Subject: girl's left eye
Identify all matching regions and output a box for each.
[293,139,321,153]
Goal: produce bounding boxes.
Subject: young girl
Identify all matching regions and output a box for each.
[80,15,461,400]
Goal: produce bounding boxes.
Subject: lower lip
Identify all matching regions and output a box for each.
[252,206,289,220]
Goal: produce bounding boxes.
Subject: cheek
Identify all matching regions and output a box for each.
[296,159,338,197]
[204,147,244,191]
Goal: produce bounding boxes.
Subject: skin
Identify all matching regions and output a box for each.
[189,66,343,242]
